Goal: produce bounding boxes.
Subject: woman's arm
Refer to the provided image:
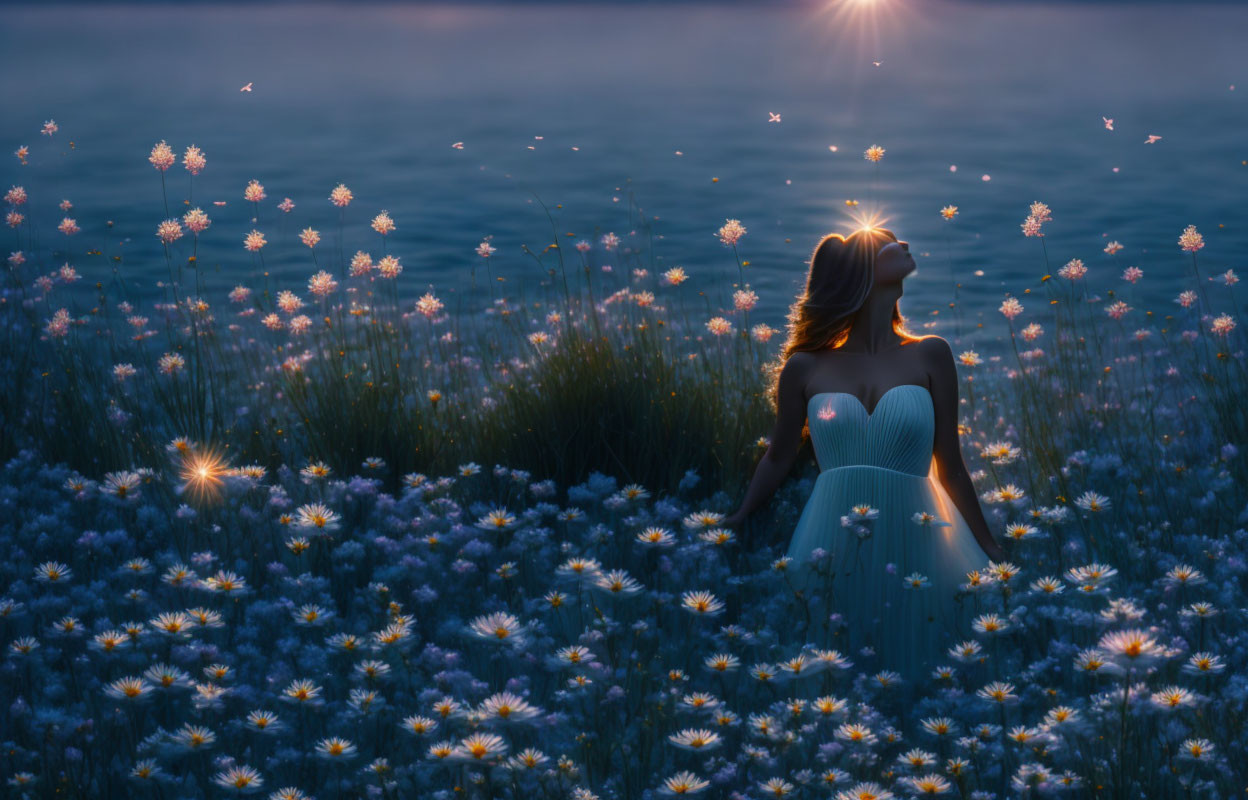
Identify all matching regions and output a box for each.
[723,352,813,527]
[922,336,1007,562]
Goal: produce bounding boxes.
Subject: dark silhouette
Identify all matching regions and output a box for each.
[724,227,1005,563]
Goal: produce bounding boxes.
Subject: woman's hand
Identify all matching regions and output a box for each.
[720,511,746,530]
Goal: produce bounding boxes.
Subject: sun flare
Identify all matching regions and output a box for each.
[179,448,230,505]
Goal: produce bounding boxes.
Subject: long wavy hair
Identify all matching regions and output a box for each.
[762,227,920,414]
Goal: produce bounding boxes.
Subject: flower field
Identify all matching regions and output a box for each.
[1,133,1246,800]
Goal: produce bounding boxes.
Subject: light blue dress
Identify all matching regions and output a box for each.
[785,384,991,685]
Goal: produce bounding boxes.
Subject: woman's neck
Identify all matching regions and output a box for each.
[839,292,902,353]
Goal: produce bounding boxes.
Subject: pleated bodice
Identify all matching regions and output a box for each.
[806,384,934,477]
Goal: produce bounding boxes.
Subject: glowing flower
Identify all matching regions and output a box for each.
[681,591,725,616]
[1058,259,1087,280]
[1210,315,1236,336]
[212,766,263,793]
[940,206,958,220]
[976,681,1018,704]
[972,613,1009,635]
[315,737,357,760]
[999,297,1024,319]
[835,723,877,745]
[902,572,930,590]
[1104,300,1130,320]
[476,508,517,531]
[183,208,211,234]
[479,691,542,722]
[104,676,152,703]
[664,267,689,285]
[282,679,324,706]
[912,510,952,529]
[668,729,721,751]
[295,503,340,532]
[659,771,711,796]
[156,219,183,244]
[149,140,175,171]
[244,230,267,252]
[350,251,374,276]
[371,210,396,235]
[902,774,950,795]
[1150,686,1199,710]
[981,441,1021,464]
[201,570,246,594]
[1073,491,1111,512]
[717,219,746,246]
[752,323,777,342]
[733,287,758,312]
[1177,224,1204,252]
[307,270,338,297]
[468,611,527,645]
[761,778,796,797]
[376,255,402,279]
[592,569,644,597]
[183,145,206,175]
[173,724,216,751]
[244,179,266,203]
[1162,564,1206,588]
[835,781,893,800]
[864,145,886,163]
[329,183,353,207]
[1097,629,1164,667]
[1182,652,1226,676]
[415,292,444,318]
[450,732,507,762]
[1178,738,1214,762]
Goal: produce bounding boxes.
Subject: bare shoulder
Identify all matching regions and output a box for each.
[783,350,818,373]
[914,335,954,365]
[778,350,818,397]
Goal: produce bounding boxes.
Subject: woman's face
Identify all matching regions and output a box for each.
[874,239,916,284]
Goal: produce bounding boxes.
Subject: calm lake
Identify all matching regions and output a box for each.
[2,1,1244,337]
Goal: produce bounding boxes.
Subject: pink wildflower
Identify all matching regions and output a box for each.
[183,145,206,175]
[1105,300,1131,320]
[999,297,1024,320]
[156,219,184,244]
[149,140,176,171]
[183,208,211,234]
[371,211,396,236]
[717,219,746,246]
[329,183,353,207]
[244,180,266,203]
[1177,225,1204,253]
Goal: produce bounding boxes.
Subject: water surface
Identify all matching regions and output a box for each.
[2,2,1244,331]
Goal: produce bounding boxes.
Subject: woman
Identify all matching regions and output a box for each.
[721,226,1006,684]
